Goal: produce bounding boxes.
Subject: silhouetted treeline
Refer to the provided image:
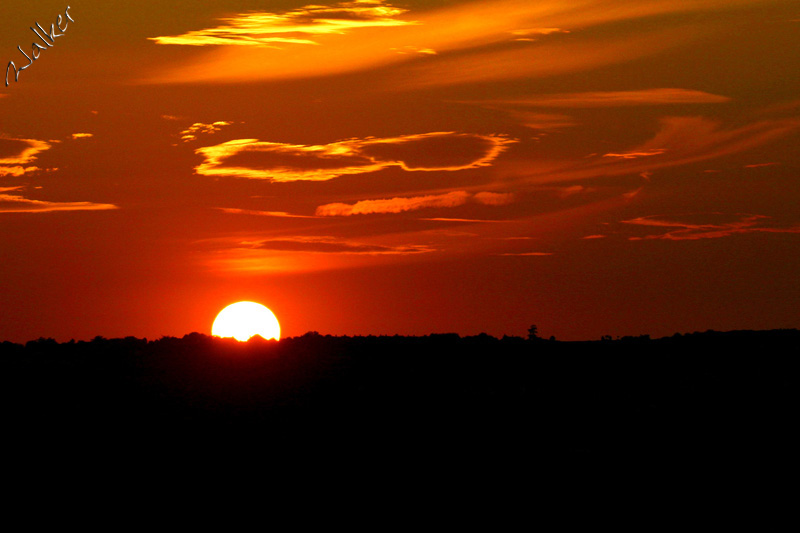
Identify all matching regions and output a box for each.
[1,329,797,468]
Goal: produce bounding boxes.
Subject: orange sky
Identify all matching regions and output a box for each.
[1,0,799,342]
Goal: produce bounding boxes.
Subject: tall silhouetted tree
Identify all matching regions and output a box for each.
[527,324,539,341]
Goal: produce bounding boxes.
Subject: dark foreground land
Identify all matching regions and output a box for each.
[1,329,796,472]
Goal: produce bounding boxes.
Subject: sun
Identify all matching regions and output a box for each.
[212,301,281,341]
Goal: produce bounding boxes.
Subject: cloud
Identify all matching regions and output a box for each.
[511,28,568,38]
[148,1,415,47]
[244,236,432,255]
[622,213,800,240]
[744,162,780,169]
[195,132,515,182]
[180,121,233,142]
[474,192,514,205]
[141,0,766,85]
[70,133,93,139]
[390,46,436,55]
[498,252,554,256]
[216,208,319,218]
[316,190,514,216]
[603,149,667,159]
[420,217,504,223]
[0,193,118,214]
[0,137,52,177]
[470,89,731,108]
[507,116,800,187]
[317,191,470,216]
[513,112,577,131]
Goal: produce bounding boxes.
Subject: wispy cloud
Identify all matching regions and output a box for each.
[390,46,436,55]
[142,0,768,85]
[603,149,667,159]
[508,116,800,187]
[744,162,780,169]
[180,121,233,142]
[622,213,800,240]
[216,208,320,218]
[149,1,414,47]
[420,217,504,223]
[0,137,52,177]
[0,193,118,214]
[316,190,513,216]
[498,252,554,256]
[469,89,731,108]
[70,133,93,140]
[195,132,515,182]
[244,236,432,255]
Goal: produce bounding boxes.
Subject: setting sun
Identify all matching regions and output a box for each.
[212,301,281,341]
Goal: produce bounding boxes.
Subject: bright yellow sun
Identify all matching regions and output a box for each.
[212,301,281,341]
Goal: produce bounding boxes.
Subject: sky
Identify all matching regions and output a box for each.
[1,0,799,342]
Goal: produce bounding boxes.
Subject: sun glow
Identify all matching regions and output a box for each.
[212,301,281,341]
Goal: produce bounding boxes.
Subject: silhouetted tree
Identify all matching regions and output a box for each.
[527,324,539,341]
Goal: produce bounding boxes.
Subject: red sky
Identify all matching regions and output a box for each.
[1,0,799,342]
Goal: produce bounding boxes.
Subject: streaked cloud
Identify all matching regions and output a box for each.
[420,217,504,223]
[149,1,414,47]
[70,133,94,140]
[390,46,436,56]
[744,162,780,169]
[316,190,513,216]
[141,0,769,85]
[216,208,319,218]
[473,192,514,205]
[245,236,432,255]
[317,191,470,216]
[0,137,52,177]
[470,89,731,109]
[604,149,667,159]
[499,252,554,256]
[0,193,118,214]
[510,116,800,187]
[180,121,233,142]
[195,132,515,182]
[514,112,577,131]
[623,213,800,240]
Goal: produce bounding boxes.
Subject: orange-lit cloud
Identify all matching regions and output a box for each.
[0,137,52,177]
[70,133,93,140]
[316,190,513,216]
[142,0,767,85]
[470,89,731,108]
[180,121,233,142]
[390,46,436,55]
[149,1,415,47]
[513,112,577,131]
[0,193,118,214]
[622,213,800,240]
[420,218,504,223]
[744,162,780,169]
[195,132,515,182]
[245,236,432,255]
[604,149,667,159]
[499,252,554,256]
[473,192,514,205]
[509,116,800,187]
[216,208,320,218]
